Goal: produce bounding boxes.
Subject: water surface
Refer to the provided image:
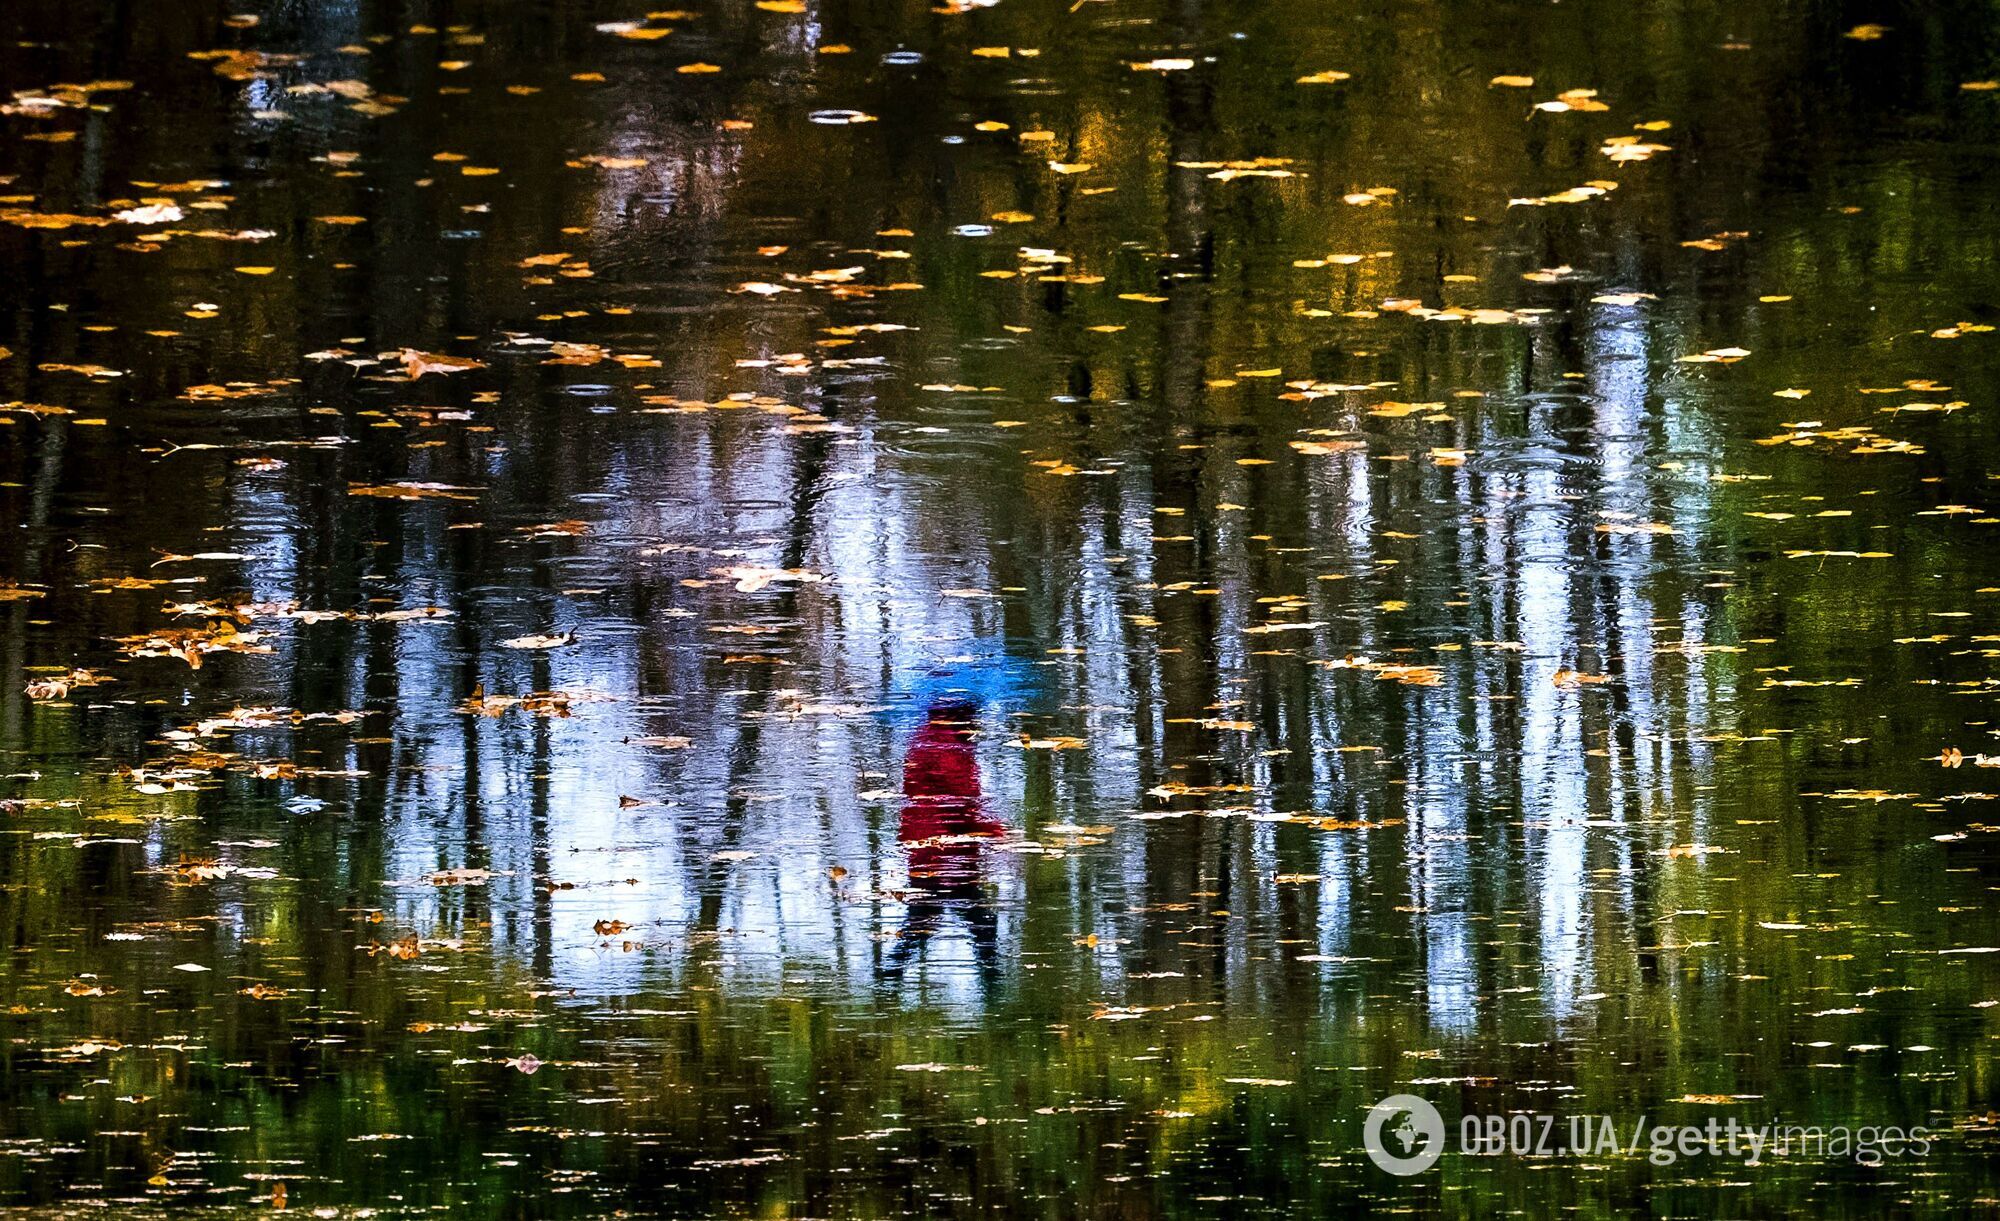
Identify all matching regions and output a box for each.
[2,0,1999,1215]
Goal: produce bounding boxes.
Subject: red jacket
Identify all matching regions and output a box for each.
[900,710,1003,884]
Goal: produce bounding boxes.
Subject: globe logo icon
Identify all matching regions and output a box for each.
[1364,1094,1445,1175]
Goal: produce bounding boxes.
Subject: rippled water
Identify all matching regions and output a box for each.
[2,0,1999,1215]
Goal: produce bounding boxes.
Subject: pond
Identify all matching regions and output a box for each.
[1,0,1997,1214]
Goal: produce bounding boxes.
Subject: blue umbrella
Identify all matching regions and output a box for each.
[879,638,1049,727]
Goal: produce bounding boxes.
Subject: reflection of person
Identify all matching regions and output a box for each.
[880,698,1004,984]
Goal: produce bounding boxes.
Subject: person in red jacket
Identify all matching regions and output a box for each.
[880,698,1004,983]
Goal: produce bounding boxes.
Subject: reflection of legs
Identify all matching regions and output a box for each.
[962,891,1000,989]
[878,882,999,985]
[878,898,947,982]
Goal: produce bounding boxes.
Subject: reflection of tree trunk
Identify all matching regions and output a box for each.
[1136,0,1224,985]
[530,692,555,979]
[779,409,836,574]
[695,406,836,934]
[1,423,65,752]
[1585,428,1658,985]
[453,576,499,954]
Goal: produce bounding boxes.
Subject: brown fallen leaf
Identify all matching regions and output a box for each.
[1551,669,1612,688]
[398,348,487,378]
